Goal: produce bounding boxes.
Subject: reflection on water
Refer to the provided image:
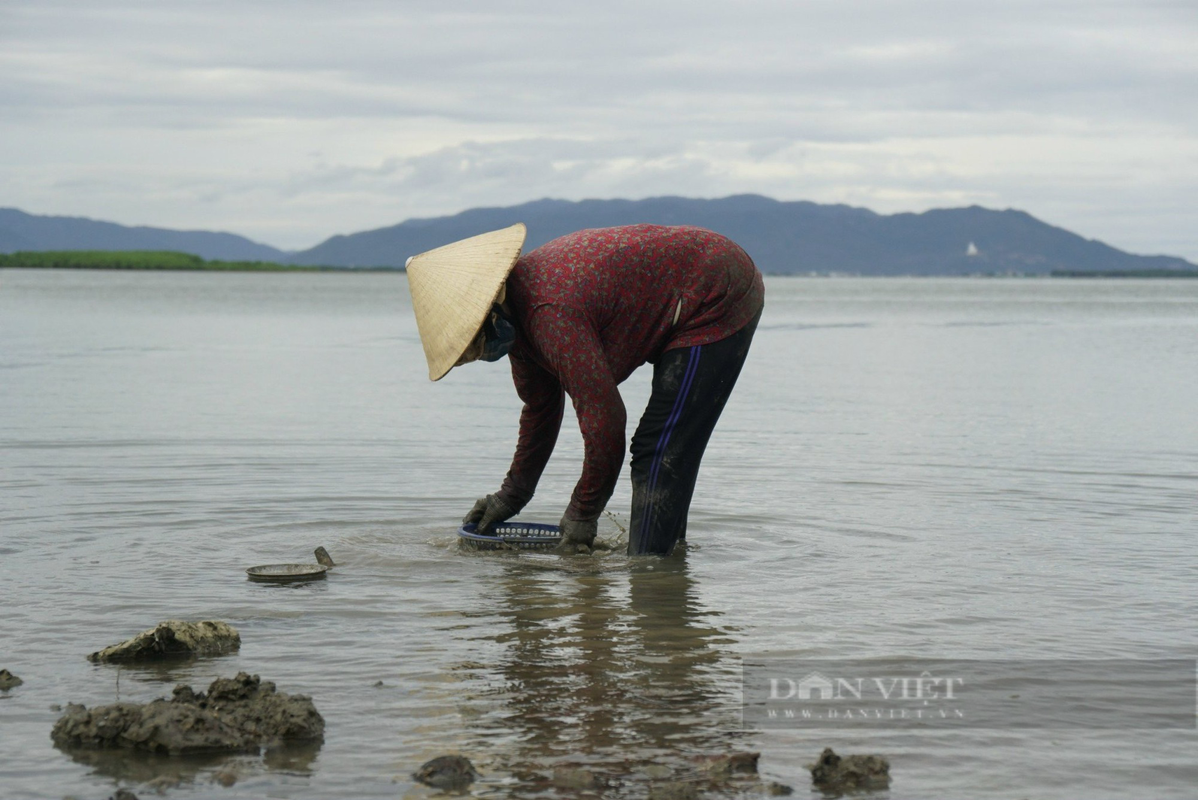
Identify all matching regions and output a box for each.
[61,741,320,791]
[458,556,762,796]
[100,654,241,687]
[61,749,234,790]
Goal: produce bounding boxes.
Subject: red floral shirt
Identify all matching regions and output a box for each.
[497,225,765,520]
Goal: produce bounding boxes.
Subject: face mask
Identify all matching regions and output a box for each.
[480,305,515,362]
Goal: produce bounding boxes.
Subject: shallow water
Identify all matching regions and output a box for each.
[1,269,1195,798]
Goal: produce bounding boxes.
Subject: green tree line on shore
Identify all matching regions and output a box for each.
[0,250,318,271]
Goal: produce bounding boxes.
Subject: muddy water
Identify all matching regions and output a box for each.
[1,269,1195,798]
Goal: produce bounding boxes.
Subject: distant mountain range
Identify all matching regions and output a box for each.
[3,196,1194,275]
[0,207,284,263]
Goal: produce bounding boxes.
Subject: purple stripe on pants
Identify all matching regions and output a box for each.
[641,345,702,535]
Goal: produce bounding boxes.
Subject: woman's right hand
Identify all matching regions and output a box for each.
[463,494,516,535]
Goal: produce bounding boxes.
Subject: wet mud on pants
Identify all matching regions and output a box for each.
[628,310,761,555]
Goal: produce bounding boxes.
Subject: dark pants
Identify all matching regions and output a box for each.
[628,311,761,555]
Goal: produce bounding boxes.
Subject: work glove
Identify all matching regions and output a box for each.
[557,514,598,553]
[464,494,516,535]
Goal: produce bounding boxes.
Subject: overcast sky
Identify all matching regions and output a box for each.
[2,0,1195,258]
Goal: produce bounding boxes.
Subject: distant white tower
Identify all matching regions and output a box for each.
[966,242,979,256]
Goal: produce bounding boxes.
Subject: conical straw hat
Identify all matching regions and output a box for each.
[405,223,526,381]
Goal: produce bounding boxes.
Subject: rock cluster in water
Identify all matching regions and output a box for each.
[412,755,479,790]
[0,669,23,691]
[648,781,699,800]
[808,747,890,791]
[51,673,323,755]
[552,765,605,790]
[696,751,760,778]
[480,750,794,798]
[87,620,240,663]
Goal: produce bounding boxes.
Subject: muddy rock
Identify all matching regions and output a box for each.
[51,672,323,755]
[88,621,240,663]
[53,700,256,754]
[697,751,759,778]
[809,747,890,791]
[212,768,239,787]
[412,755,478,790]
[145,775,181,793]
[0,669,23,691]
[649,781,700,800]
[108,790,139,800]
[553,766,604,790]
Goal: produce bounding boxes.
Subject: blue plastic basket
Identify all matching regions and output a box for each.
[458,521,562,551]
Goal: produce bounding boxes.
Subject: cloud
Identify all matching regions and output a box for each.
[0,0,1195,256]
